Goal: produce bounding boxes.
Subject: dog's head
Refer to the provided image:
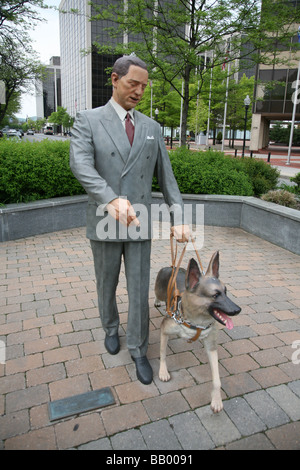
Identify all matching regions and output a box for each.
[184,251,241,329]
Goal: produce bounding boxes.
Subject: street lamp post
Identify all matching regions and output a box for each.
[155,108,159,121]
[242,95,251,158]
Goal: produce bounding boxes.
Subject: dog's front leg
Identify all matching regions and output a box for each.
[159,318,171,381]
[206,348,223,413]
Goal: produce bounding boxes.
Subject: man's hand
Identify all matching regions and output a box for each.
[171,225,190,243]
[107,198,140,227]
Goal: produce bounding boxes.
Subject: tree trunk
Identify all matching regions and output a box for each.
[180,65,192,147]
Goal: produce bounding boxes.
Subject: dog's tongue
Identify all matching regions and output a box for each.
[224,315,234,330]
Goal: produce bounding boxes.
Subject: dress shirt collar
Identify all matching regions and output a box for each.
[110,97,134,124]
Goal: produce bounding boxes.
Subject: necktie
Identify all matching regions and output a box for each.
[125,112,134,146]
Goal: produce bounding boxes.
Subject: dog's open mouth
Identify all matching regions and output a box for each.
[212,309,234,330]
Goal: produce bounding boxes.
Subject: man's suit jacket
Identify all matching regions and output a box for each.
[70,101,183,241]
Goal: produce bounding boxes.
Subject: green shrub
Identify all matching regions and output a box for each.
[290,172,300,194]
[165,148,254,196]
[237,157,279,196]
[261,189,299,208]
[0,139,84,204]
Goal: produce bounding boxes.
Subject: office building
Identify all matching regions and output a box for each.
[250,29,300,151]
[36,56,62,119]
[59,0,122,116]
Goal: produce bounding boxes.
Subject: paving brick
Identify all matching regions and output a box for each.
[101,402,150,436]
[26,363,66,387]
[65,355,104,376]
[5,426,57,450]
[221,372,261,397]
[195,405,241,447]
[140,419,182,450]
[250,366,290,388]
[55,412,106,449]
[110,429,147,450]
[288,379,300,397]
[5,353,43,375]
[24,336,59,355]
[79,437,112,450]
[223,397,267,436]
[266,422,300,450]
[225,433,275,450]
[0,410,30,440]
[250,348,288,367]
[225,326,258,340]
[115,380,159,404]
[43,345,80,365]
[244,390,290,428]
[181,382,216,409]
[221,354,260,374]
[143,390,190,420]
[267,384,300,421]
[49,374,91,401]
[223,339,259,356]
[6,384,49,413]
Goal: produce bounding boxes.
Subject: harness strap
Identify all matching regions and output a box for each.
[166,233,205,342]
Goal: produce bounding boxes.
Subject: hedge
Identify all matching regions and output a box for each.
[0,139,84,204]
[0,139,279,205]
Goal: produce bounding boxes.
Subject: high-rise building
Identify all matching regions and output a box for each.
[36,56,62,119]
[59,0,122,117]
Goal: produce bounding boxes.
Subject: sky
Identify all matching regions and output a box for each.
[16,0,61,119]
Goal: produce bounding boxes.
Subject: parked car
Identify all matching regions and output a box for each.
[27,129,34,135]
[7,129,18,137]
[6,129,21,141]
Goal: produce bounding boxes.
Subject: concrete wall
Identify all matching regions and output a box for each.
[0,194,299,255]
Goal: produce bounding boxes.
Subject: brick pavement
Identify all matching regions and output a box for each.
[0,226,300,450]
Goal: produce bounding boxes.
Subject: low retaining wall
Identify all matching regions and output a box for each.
[0,193,299,255]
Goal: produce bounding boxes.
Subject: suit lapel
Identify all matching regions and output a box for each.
[99,102,131,164]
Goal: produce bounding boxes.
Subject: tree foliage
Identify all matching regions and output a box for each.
[90,0,300,145]
[0,1,49,124]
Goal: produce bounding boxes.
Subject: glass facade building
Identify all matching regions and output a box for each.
[59,0,124,116]
[35,56,61,119]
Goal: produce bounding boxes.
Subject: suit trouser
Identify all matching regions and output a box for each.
[90,239,152,358]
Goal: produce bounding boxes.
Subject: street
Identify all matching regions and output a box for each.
[23,133,70,143]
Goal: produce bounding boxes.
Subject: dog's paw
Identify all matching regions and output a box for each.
[210,390,223,413]
[154,298,161,307]
[159,365,170,382]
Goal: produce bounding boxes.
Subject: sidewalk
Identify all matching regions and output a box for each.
[1,225,300,450]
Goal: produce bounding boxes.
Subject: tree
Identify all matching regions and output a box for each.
[137,78,181,144]
[90,0,300,146]
[0,38,45,125]
[48,106,74,133]
[0,1,49,124]
[0,1,48,48]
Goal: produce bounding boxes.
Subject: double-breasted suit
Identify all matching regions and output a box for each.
[70,100,183,357]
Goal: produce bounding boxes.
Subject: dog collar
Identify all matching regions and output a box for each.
[172,299,213,342]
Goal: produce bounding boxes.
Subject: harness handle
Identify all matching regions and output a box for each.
[167,232,204,316]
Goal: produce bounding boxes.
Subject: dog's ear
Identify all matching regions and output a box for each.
[205,251,219,278]
[186,258,201,291]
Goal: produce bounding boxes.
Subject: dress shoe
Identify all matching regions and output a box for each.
[104,333,120,355]
[132,356,153,384]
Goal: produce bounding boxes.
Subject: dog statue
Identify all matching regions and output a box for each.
[154,251,241,413]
